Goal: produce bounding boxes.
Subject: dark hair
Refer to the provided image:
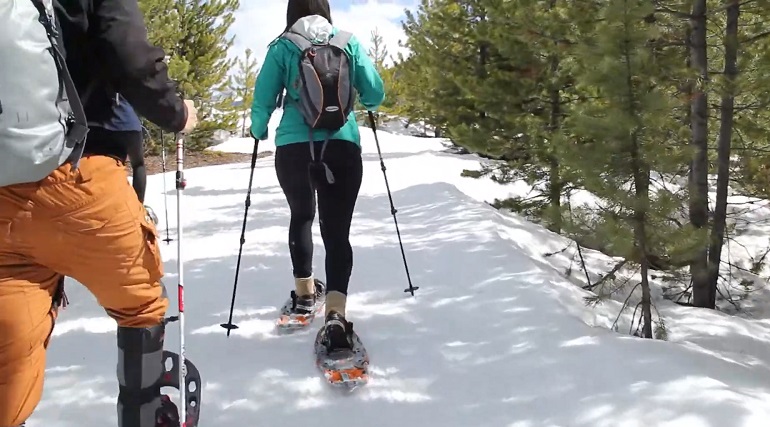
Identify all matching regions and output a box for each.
[285,0,332,32]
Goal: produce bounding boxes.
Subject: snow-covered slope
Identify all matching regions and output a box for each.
[29,117,770,427]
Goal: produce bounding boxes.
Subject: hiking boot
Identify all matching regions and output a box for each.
[324,311,354,352]
[289,279,325,315]
[290,290,315,315]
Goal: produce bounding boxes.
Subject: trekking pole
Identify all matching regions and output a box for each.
[367,111,418,296]
[173,130,189,425]
[221,138,261,336]
[160,131,173,244]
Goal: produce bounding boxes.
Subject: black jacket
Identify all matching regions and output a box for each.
[54,0,187,142]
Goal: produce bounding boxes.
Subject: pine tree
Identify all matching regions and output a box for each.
[495,0,602,233]
[368,28,389,72]
[138,0,240,152]
[566,0,691,338]
[136,0,186,155]
[392,0,770,321]
[138,0,182,51]
[397,0,479,136]
[732,3,770,199]
[404,0,598,233]
[385,54,441,134]
[707,0,740,304]
[229,48,259,137]
[172,0,240,150]
[687,0,713,308]
[701,0,770,308]
[648,0,770,308]
[359,28,393,125]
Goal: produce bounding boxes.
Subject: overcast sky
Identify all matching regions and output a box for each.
[228,0,417,65]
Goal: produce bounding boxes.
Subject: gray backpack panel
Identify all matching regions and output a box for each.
[282,31,355,128]
[0,0,88,187]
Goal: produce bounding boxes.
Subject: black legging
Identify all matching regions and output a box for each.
[275,139,363,296]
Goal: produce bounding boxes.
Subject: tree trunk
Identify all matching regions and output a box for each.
[688,0,712,308]
[639,252,654,338]
[546,0,562,234]
[623,9,652,337]
[632,128,653,339]
[476,8,488,120]
[548,85,562,234]
[707,0,739,293]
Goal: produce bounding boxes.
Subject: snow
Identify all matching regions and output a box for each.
[28,113,770,427]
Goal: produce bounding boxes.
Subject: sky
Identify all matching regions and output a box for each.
[228,0,418,64]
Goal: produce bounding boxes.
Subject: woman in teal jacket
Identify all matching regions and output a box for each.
[250,0,385,352]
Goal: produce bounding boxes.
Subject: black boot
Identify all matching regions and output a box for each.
[324,311,354,352]
[290,290,315,315]
[117,322,178,427]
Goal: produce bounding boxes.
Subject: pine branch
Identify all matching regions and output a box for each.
[611,281,642,332]
[742,30,770,44]
[652,5,691,19]
[667,279,693,304]
[583,260,628,290]
[710,0,762,15]
[544,241,573,257]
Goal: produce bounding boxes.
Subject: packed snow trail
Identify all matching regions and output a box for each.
[27,124,770,427]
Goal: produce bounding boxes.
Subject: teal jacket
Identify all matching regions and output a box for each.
[250,15,386,147]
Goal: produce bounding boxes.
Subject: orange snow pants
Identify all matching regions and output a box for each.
[0,155,168,427]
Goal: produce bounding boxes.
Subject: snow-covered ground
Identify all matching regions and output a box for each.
[29,113,770,426]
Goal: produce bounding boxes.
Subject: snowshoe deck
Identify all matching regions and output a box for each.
[276,279,326,330]
[314,325,369,389]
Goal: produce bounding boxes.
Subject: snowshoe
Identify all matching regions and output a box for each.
[276,279,326,330]
[314,312,369,389]
[158,350,201,427]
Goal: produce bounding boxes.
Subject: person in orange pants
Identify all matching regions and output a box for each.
[0,0,197,426]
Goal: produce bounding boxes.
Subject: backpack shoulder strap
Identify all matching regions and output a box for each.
[29,0,56,36]
[281,31,313,51]
[29,0,47,14]
[328,30,353,50]
[29,0,89,155]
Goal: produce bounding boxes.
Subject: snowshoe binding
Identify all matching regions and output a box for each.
[314,311,369,389]
[276,279,326,330]
[158,350,201,427]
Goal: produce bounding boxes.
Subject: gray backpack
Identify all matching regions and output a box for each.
[281,30,355,184]
[0,0,88,187]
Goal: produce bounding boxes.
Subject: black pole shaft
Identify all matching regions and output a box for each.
[221,139,260,335]
[160,131,173,244]
[367,111,418,296]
